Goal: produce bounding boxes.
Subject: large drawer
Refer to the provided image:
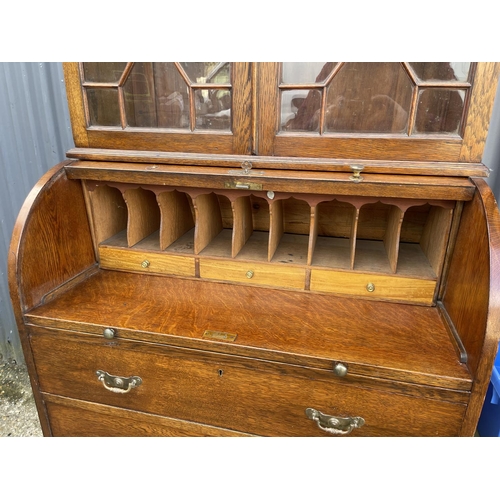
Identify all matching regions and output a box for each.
[30,327,467,437]
[43,394,251,437]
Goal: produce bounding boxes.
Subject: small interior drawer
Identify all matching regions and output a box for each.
[310,269,437,305]
[99,245,195,277]
[199,258,306,289]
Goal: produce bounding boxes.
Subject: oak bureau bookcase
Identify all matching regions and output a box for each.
[9,62,500,436]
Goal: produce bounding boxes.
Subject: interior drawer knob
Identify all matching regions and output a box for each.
[366,282,375,292]
[141,260,150,268]
[96,370,142,394]
[333,362,348,377]
[103,328,116,339]
[306,408,365,436]
[246,270,254,279]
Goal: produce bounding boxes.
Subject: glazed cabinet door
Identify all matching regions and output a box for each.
[64,62,253,155]
[256,62,500,163]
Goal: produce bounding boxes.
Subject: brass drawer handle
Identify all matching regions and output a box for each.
[96,370,142,394]
[306,408,365,436]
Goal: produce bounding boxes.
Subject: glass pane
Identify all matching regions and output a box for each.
[409,62,471,82]
[325,63,413,133]
[180,62,231,84]
[195,89,231,130]
[282,62,333,84]
[124,63,189,129]
[153,63,190,129]
[414,88,466,134]
[83,63,127,83]
[281,89,322,132]
[86,88,120,126]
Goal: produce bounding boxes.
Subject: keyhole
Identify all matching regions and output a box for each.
[218,369,224,377]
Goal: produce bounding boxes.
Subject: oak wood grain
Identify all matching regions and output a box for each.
[44,393,251,436]
[62,63,89,148]
[25,269,471,390]
[157,190,195,250]
[459,63,500,162]
[268,199,284,261]
[310,269,436,305]
[231,196,253,258]
[86,183,128,245]
[99,246,195,277]
[255,63,279,156]
[442,179,500,435]
[384,205,404,273]
[65,149,490,177]
[122,187,160,247]
[231,62,253,155]
[12,166,96,311]
[200,258,306,290]
[64,161,477,200]
[273,135,463,162]
[307,205,318,266]
[442,188,490,375]
[31,330,467,436]
[8,161,96,436]
[419,205,454,276]
[192,193,223,255]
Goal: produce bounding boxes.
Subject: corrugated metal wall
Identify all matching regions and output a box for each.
[484,81,500,194]
[1,62,500,365]
[0,62,74,364]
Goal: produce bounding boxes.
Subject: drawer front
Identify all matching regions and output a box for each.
[31,330,466,437]
[310,269,437,305]
[99,247,195,277]
[43,394,251,437]
[200,258,306,290]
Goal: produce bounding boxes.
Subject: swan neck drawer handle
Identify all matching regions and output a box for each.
[96,370,142,394]
[306,408,365,436]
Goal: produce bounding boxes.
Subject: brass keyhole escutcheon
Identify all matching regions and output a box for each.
[141,260,150,268]
[366,283,375,292]
[246,270,254,279]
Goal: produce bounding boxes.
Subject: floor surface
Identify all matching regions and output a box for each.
[0,362,43,437]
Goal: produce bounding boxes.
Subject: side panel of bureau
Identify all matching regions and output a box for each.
[8,162,97,436]
[442,178,500,435]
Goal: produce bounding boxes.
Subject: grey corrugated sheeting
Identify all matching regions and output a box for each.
[484,79,500,194]
[0,62,74,364]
